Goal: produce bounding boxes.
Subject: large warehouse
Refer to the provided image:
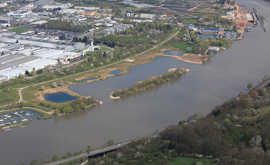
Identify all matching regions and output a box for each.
[0,32,87,82]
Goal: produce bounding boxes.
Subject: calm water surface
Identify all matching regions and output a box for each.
[0,0,270,164]
[44,92,78,103]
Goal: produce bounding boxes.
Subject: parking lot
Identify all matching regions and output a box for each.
[0,110,42,128]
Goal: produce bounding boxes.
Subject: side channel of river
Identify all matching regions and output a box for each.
[0,0,270,164]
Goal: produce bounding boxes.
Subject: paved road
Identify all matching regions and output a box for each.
[44,142,130,165]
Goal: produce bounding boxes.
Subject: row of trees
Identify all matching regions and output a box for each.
[96,22,173,48]
[39,20,91,33]
[56,97,98,114]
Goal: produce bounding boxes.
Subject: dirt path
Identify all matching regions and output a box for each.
[18,87,26,103]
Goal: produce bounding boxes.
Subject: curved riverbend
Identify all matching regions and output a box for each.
[0,0,270,164]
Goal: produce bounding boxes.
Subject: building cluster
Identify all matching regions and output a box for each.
[188,24,237,40]
[0,1,97,27]
[103,23,134,36]
[0,0,178,82]
[0,0,132,32]
[0,0,115,82]
[126,12,156,23]
[221,1,257,39]
[0,31,91,81]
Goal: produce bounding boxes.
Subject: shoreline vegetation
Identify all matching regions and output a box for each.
[0,0,255,132]
[0,29,179,131]
[110,68,190,100]
[39,77,270,165]
[30,73,269,165]
[0,96,102,131]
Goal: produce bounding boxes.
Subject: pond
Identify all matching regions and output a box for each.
[163,50,184,56]
[44,92,78,103]
[110,69,122,75]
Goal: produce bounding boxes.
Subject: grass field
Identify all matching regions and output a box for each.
[9,26,32,34]
[0,88,19,106]
[170,42,191,52]
[183,19,198,25]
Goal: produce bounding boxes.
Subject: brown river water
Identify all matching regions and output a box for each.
[0,0,270,164]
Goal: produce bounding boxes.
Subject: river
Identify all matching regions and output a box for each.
[1,0,270,164]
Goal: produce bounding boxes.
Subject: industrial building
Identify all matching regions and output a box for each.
[0,31,92,81]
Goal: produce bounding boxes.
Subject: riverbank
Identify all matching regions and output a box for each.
[160,2,257,65]
[0,0,269,163]
[0,107,48,131]
[10,19,268,162]
[0,95,102,131]
[44,75,270,165]
[58,76,270,165]
[110,68,190,99]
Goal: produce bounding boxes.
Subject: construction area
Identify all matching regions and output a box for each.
[222,2,258,39]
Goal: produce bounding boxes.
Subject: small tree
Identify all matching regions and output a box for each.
[30,160,39,165]
[25,70,31,76]
[247,83,253,90]
[51,155,59,161]
[86,145,92,154]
